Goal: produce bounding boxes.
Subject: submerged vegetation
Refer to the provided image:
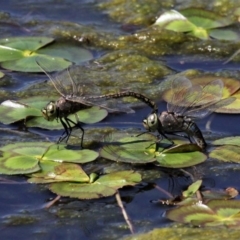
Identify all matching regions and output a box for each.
[1,0,240,239]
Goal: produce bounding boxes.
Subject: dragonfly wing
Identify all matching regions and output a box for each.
[185,97,235,119]
[162,76,201,114]
[65,95,135,113]
[164,76,225,119]
[36,61,71,97]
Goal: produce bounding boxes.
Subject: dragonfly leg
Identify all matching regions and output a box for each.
[66,117,84,149]
[135,131,150,137]
[58,118,70,144]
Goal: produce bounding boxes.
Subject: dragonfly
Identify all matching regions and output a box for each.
[38,62,157,147]
[142,76,235,150]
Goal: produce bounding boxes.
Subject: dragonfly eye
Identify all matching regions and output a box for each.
[42,101,56,121]
[143,113,158,131]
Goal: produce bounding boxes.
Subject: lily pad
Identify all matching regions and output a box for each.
[215,90,240,114]
[26,106,108,129]
[212,136,240,146]
[100,132,157,164]
[180,8,233,29]
[41,144,99,163]
[0,100,41,124]
[0,37,93,72]
[156,144,207,168]
[37,42,93,65]
[209,145,240,163]
[28,160,90,183]
[49,170,141,199]
[165,199,240,227]
[0,142,98,175]
[154,9,236,40]
[0,152,40,175]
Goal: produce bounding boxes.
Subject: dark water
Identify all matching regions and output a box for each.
[0,1,240,240]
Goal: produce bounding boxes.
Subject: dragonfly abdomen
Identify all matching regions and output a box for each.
[88,91,158,112]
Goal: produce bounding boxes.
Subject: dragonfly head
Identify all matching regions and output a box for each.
[143,113,158,131]
[42,101,57,121]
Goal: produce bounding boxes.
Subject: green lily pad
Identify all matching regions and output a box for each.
[209,29,239,41]
[154,9,235,40]
[41,144,98,163]
[180,8,233,29]
[0,152,40,175]
[165,199,240,227]
[26,106,108,129]
[49,170,141,199]
[209,145,240,163]
[100,132,157,163]
[37,42,93,65]
[1,54,72,72]
[156,144,207,168]
[0,101,41,124]
[0,37,53,52]
[28,160,90,184]
[155,10,196,32]
[212,136,240,146]
[0,142,98,175]
[215,90,240,113]
[0,37,93,72]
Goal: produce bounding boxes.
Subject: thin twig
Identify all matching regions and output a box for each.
[44,195,61,209]
[115,191,134,234]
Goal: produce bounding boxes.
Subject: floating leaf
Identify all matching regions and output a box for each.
[37,42,93,65]
[49,170,141,199]
[1,54,72,72]
[0,37,93,72]
[155,10,196,32]
[166,199,240,227]
[0,142,98,175]
[156,144,206,168]
[209,145,240,163]
[100,132,157,163]
[154,9,235,40]
[212,136,240,146]
[202,187,238,200]
[41,145,98,163]
[182,180,202,198]
[215,90,240,113]
[0,37,53,52]
[0,152,40,175]
[0,102,40,124]
[28,160,89,183]
[209,29,239,41]
[26,106,108,129]
[180,8,233,29]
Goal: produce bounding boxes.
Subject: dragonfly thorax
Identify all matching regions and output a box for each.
[42,101,57,121]
[143,112,159,132]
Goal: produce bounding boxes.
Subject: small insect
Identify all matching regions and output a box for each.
[142,76,234,150]
[38,62,157,147]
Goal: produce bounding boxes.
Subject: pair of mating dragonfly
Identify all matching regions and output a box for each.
[40,65,234,151]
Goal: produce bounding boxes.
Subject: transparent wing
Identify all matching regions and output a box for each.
[37,61,136,113]
[162,76,225,119]
[186,96,235,119]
